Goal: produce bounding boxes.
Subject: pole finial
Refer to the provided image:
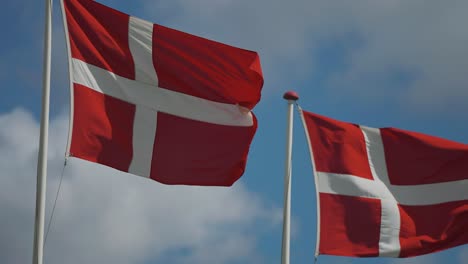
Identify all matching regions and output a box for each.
[283,91,299,101]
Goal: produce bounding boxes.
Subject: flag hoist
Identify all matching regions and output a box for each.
[33,0,52,263]
[281,91,299,264]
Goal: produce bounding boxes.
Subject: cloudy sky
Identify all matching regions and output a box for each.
[1,0,467,263]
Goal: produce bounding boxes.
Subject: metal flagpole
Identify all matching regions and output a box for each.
[33,0,53,263]
[281,91,299,264]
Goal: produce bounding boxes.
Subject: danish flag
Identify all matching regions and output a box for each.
[62,0,263,186]
[300,110,468,257]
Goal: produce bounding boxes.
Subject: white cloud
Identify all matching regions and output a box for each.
[0,108,280,264]
[326,0,468,112]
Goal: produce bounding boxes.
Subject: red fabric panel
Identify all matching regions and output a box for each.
[64,0,135,79]
[399,201,468,257]
[319,193,381,257]
[150,112,257,186]
[70,84,135,172]
[381,128,468,185]
[153,24,263,109]
[302,111,373,180]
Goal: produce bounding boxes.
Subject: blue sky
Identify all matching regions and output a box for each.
[1,0,467,263]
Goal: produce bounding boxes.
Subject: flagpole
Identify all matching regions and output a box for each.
[33,0,53,263]
[281,91,299,264]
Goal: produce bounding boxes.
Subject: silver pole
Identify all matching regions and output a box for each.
[33,0,52,263]
[281,91,299,264]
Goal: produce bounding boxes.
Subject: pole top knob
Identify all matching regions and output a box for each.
[283,91,299,101]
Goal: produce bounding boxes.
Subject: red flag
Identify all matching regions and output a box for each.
[62,0,263,186]
[300,110,468,257]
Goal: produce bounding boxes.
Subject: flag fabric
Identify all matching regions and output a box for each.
[61,0,263,186]
[300,109,468,258]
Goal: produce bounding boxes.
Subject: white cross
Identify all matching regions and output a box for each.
[314,126,468,257]
[70,16,253,178]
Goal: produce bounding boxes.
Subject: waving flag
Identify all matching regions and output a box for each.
[300,110,468,257]
[62,0,263,186]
